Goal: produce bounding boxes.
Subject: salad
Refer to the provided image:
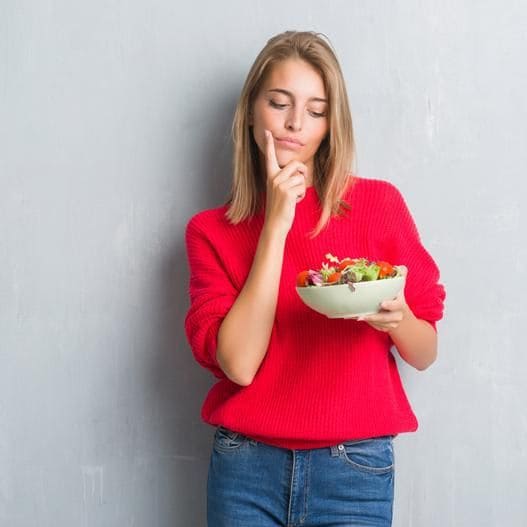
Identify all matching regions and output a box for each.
[296,253,401,287]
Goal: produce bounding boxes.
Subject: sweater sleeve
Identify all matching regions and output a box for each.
[384,183,446,332]
[184,215,238,379]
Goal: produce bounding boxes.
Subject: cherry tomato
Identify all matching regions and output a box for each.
[296,270,310,287]
[327,271,342,284]
[376,261,394,279]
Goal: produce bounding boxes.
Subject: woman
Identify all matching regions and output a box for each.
[184,30,446,527]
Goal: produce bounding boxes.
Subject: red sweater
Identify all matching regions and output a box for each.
[184,176,446,449]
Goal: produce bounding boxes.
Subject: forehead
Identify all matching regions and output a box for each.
[262,59,327,99]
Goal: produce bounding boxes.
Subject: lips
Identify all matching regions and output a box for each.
[276,136,304,146]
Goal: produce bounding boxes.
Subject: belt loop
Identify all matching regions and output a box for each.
[330,444,343,457]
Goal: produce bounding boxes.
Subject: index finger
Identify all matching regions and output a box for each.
[264,130,280,180]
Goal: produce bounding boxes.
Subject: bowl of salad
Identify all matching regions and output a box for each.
[295,254,406,319]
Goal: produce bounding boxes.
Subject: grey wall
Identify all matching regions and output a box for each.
[2,1,526,525]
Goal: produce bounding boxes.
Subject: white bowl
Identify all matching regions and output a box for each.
[295,275,406,318]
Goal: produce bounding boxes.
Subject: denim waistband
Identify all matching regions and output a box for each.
[217,426,394,452]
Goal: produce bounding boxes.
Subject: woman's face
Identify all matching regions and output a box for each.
[249,59,329,180]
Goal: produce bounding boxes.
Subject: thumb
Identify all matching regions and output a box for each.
[397,265,408,277]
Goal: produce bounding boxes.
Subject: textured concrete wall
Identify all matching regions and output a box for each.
[2,1,525,525]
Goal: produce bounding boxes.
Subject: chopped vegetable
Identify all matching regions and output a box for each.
[296,270,310,287]
[377,261,394,279]
[296,253,401,287]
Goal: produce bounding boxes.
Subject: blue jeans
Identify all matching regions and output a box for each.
[207,426,395,527]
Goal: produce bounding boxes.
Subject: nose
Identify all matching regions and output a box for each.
[285,107,303,131]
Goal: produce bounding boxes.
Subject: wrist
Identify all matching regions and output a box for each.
[388,302,414,336]
[261,223,288,243]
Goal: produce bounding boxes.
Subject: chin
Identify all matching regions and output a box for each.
[277,152,303,167]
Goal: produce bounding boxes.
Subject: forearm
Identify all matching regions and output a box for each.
[216,225,286,386]
[388,305,438,370]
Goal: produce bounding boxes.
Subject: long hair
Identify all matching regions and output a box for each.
[225,30,357,239]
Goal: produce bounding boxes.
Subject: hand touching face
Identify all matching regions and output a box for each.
[264,128,307,202]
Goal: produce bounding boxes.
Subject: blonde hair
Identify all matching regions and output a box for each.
[225,30,357,239]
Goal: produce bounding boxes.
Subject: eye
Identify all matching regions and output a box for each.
[269,99,327,118]
[269,100,287,109]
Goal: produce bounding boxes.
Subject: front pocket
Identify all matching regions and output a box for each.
[339,436,394,474]
[213,426,248,453]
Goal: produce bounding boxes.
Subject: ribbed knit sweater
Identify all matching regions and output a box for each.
[184,175,446,449]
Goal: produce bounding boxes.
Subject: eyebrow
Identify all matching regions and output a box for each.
[267,88,328,103]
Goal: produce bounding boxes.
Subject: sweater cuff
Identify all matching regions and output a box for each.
[185,295,235,380]
[406,282,445,334]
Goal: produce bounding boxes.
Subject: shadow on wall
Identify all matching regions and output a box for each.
[183,84,240,213]
[147,85,239,524]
